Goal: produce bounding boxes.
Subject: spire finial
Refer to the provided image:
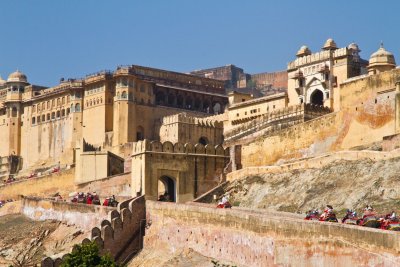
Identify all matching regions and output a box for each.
[380,41,384,48]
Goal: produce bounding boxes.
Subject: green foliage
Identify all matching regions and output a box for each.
[61,242,119,267]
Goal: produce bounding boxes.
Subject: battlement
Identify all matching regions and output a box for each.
[287,47,348,70]
[132,139,228,157]
[42,196,146,266]
[161,112,223,128]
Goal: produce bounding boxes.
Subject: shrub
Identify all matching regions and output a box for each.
[61,242,119,267]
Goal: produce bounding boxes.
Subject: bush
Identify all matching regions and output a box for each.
[61,242,119,267]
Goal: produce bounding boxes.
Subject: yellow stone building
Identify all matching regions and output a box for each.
[0,65,228,178]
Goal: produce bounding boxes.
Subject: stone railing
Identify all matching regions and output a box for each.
[224,104,330,143]
[41,195,146,267]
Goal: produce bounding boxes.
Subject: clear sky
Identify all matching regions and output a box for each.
[0,0,399,86]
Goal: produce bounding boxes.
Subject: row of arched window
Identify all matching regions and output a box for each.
[32,96,70,113]
[31,108,71,125]
[86,97,103,107]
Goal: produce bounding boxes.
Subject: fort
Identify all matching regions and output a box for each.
[1,38,400,266]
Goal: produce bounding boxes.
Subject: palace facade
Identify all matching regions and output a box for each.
[0,65,228,176]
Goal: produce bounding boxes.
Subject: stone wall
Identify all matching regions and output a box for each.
[21,197,115,231]
[76,172,131,199]
[0,168,75,200]
[227,148,400,181]
[41,196,146,267]
[144,201,400,267]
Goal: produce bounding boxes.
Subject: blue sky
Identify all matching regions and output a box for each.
[0,0,399,86]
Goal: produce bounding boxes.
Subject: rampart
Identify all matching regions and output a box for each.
[224,103,330,145]
[144,201,400,267]
[0,168,75,200]
[41,196,146,267]
[160,112,223,128]
[22,196,115,231]
[227,148,400,181]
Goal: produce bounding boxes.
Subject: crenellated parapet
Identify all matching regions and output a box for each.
[132,139,228,156]
[41,195,146,266]
[161,112,223,128]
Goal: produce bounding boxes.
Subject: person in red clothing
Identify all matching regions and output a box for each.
[103,198,109,206]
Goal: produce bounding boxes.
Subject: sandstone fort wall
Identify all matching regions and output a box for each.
[0,168,75,200]
[22,197,115,231]
[41,196,146,267]
[144,201,400,267]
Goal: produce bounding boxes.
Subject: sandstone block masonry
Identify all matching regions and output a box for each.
[131,139,229,202]
[41,195,146,267]
[144,201,400,267]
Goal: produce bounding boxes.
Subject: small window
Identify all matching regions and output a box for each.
[32,117,36,124]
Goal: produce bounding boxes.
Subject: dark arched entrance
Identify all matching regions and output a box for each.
[158,176,176,202]
[310,89,324,106]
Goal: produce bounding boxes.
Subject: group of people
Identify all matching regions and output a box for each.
[0,199,13,208]
[305,204,400,231]
[70,192,118,207]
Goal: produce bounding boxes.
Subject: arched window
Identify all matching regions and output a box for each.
[42,114,45,121]
[66,108,70,115]
[96,98,99,104]
[37,116,41,123]
[121,91,127,99]
[12,107,17,117]
[51,112,55,119]
[47,113,50,120]
[61,109,65,117]
[177,95,184,108]
[155,91,165,105]
[56,111,60,118]
[136,125,144,141]
[32,117,36,124]
[199,137,208,145]
[75,103,81,112]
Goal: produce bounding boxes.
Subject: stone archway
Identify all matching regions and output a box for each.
[310,89,324,106]
[158,175,176,202]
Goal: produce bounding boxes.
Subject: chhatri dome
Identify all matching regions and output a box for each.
[368,43,396,75]
[322,38,337,50]
[7,70,28,83]
[296,45,312,57]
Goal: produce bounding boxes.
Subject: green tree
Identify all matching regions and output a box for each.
[61,242,119,267]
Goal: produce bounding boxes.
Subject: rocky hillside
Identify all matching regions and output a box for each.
[225,157,400,216]
[0,214,86,266]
